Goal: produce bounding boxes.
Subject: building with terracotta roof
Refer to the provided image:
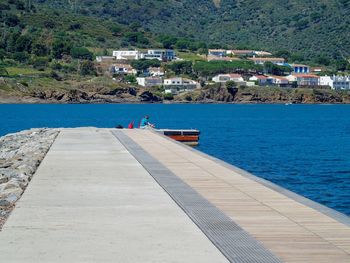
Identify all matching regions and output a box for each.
[287,74,320,86]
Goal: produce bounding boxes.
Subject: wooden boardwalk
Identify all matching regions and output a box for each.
[0,128,349,262]
[122,129,350,263]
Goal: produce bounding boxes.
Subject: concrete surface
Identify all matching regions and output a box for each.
[0,128,229,263]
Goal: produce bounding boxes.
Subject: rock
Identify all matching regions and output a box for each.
[139,91,161,102]
[0,128,59,226]
[0,175,8,184]
[0,180,23,207]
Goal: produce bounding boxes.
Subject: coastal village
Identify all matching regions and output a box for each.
[96,48,350,96]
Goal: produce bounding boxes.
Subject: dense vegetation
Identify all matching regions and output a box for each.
[1,0,350,72]
[16,0,350,63]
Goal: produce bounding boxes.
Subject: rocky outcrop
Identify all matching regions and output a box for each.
[176,85,350,104]
[2,83,350,104]
[0,129,59,229]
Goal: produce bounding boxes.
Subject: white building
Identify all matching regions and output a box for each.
[249,57,285,66]
[136,77,163,87]
[286,74,320,86]
[320,75,350,90]
[254,51,272,56]
[164,77,199,94]
[290,64,310,74]
[208,49,227,57]
[149,67,165,77]
[319,76,333,88]
[141,50,176,61]
[269,76,289,86]
[112,50,141,60]
[249,75,274,85]
[96,56,115,62]
[212,74,244,83]
[111,64,137,75]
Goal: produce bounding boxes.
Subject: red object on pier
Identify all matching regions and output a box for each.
[128,121,134,129]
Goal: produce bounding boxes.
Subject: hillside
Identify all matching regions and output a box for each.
[29,0,350,62]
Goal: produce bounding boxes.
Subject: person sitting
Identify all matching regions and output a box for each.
[139,115,155,129]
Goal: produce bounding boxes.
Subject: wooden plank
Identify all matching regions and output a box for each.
[124,129,350,263]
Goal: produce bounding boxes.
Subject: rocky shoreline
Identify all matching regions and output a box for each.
[0,128,59,229]
[1,85,350,104]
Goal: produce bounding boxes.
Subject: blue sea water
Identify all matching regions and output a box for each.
[0,104,349,216]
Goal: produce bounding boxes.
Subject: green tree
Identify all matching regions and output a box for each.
[123,32,149,46]
[52,39,72,59]
[13,52,29,63]
[131,59,161,72]
[5,14,20,27]
[158,35,177,49]
[32,42,49,56]
[0,65,9,76]
[0,49,5,61]
[15,35,32,52]
[71,47,93,60]
[274,50,291,61]
[79,60,96,76]
[32,57,49,70]
[110,24,123,36]
[124,74,136,84]
[166,61,192,75]
[335,59,349,71]
[175,39,189,51]
[226,80,235,89]
[264,62,291,76]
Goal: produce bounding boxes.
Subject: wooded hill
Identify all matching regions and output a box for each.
[28,0,350,63]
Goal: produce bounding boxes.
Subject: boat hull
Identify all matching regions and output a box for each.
[158,129,200,146]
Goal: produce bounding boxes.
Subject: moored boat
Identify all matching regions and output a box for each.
[157,129,200,146]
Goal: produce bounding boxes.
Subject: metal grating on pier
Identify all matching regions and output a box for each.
[112,130,282,263]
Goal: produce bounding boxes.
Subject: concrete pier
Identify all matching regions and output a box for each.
[0,128,349,262]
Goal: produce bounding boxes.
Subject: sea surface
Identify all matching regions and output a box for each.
[0,104,349,216]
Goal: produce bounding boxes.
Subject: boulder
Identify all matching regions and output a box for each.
[0,180,23,207]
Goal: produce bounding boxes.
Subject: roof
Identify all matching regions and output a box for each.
[250,57,285,61]
[208,49,227,52]
[231,50,254,53]
[293,74,320,78]
[270,76,288,80]
[207,56,235,61]
[149,67,164,72]
[291,64,310,67]
[254,51,273,55]
[165,77,183,81]
[227,74,243,78]
[252,75,269,79]
[114,64,133,69]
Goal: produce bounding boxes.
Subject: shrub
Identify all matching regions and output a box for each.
[124,74,137,84]
[164,93,174,100]
[52,39,72,59]
[69,23,82,30]
[5,14,19,27]
[71,47,93,60]
[13,52,29,63]
[79,60,96,76]
[32,57,49,70]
